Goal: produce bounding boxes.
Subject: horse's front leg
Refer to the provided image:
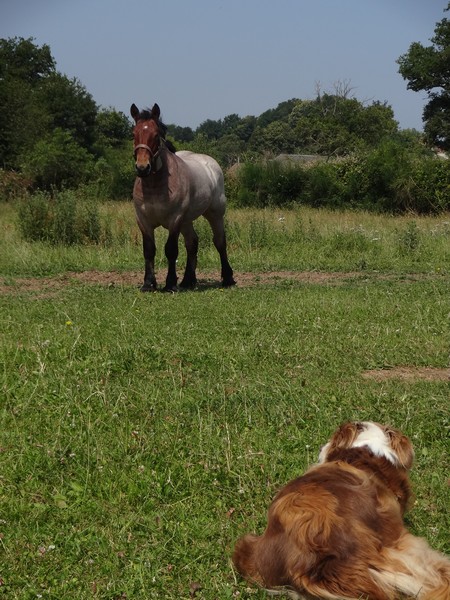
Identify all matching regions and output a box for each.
[164,231,180,292]
[180,222,199,290]
[141,232,157,292]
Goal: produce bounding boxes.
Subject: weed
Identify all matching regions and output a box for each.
[398,221,421,254]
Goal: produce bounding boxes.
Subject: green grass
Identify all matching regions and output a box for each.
[1,202,450,276]
[0,202,449,599]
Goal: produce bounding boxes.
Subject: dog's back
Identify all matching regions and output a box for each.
[233,422,450,600]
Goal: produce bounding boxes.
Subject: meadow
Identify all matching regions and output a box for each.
[0,201,449,599]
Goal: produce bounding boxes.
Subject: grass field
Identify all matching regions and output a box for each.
[0,201,449,599]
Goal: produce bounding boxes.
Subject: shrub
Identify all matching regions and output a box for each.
[23,128,95,190]
[0,169,31,201]
[236,161,307,207]
[18,189,104,245]
[410,158,450,213]
[17,191,51,241]
[233,141,450,214]
[305,162,343,208]
[92,146,135,200]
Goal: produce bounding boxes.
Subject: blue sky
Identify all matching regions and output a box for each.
[1,0,448,130]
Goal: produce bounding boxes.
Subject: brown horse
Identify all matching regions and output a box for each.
[130,103,235,292]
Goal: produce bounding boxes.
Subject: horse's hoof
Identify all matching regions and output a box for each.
[180,279,197,290]
[140,284,157,292]
[222,278,236,288]
[163,285,178,293]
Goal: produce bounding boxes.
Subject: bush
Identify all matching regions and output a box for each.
[233,141,450,213]
[23,128,95,190]
[18,189,104,245]
[0,169,31,201]
[236,161,307,207]
[18,191,51,241]
[92,146,135,200]
[305,162,343,208]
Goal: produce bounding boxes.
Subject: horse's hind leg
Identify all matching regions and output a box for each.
[204,211,235,287]
[180,222,199,289]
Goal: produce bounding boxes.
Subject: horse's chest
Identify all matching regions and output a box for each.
[133,180,184,229]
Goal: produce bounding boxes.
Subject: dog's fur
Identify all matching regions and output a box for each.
[233,421,450,599]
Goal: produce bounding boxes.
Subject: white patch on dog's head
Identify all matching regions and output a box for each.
[351,422,399,465]
[318,421,406,466]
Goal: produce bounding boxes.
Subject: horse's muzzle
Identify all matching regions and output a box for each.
[135,164,151,178]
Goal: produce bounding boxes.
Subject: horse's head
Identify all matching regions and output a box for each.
[130,103,163,177]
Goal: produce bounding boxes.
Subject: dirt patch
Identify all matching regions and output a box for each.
[0,269,445,296]
[362,367,449,382]
[0,269,361,295]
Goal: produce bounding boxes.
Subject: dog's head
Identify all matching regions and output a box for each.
[318,421,414,469]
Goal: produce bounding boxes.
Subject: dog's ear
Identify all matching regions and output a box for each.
[330,422,361,449]
[385,427,414,469]
[318,422,361,462]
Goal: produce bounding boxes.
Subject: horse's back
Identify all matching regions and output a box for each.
[175,151,225,213]
[176,151,223,186]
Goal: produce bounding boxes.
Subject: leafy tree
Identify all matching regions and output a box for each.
[94,108,132,150]
[215,134,245,167]
[288,94,398,156]
[36,73,98,151]
[167,124,194,143]
[397,2,450,149]
[234,115,257,142]
[249,121,297,155]
[0,77,49,167]
[0,37,54,167]
[196,118,224,140]
[24,128,94,189]
[257,99,299,128]
[0,36,55,83]
[222,113,241,134]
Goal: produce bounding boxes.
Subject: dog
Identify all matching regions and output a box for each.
[233,421,450,599]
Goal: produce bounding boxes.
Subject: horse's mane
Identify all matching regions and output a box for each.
[138,108,176,153]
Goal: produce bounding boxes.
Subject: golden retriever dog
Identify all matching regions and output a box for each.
[233,421,450,599]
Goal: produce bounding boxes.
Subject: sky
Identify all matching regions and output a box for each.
[1,0,448,131]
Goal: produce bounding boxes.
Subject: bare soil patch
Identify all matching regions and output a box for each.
[362,366,449,382]
[0,269,438,296]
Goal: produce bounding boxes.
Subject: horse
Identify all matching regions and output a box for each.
[130,103,236,292]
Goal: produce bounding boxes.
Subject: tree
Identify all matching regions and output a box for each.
[196,118,224,140]
[397,2,450,149]
[257,99,299,128]
[0,36,55,83]
[249,121,297,155]
[288,94,398,156]
[36,73,98,152]
[167,124,194,143]
[0,37,54,167]
[24,128,94,189]
[95,108,132,150]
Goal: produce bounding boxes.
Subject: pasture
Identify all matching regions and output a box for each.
[0,201,449,599]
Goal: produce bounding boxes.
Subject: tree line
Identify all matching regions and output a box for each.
[0,3,449,201]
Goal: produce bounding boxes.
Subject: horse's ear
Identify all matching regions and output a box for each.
[130,103,140,122]
[151,103,161,120]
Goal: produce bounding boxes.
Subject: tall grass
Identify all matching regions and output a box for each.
[1,202,450,277]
